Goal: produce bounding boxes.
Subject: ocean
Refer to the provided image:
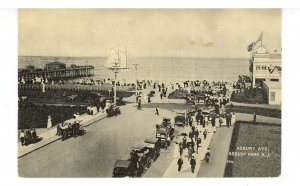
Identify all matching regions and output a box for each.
[18,56,249,83]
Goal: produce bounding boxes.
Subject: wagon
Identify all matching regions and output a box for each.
[144,138,161,163]
[112,160,135,178]
[106,104,121,117]
[174,112,186,126]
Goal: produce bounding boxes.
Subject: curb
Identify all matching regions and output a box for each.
[18,113,107,159]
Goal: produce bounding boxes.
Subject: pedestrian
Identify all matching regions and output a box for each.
[196,137,201,154]
[179,142,184,156]
[189,117,193,127]
[160,92,163,100]
[204,115,208,126]
[20,130,25,146]
[182,136,187,149]
[203,129,207,140]
[231,113,236,125]
[32,128,37,143]
[177,156,184,172]
[215,116,220,128]
[25,129,31,146]
[253,112,257,123]
[47,115,52,128]
[211,116,216,127]
[194,128,199,143]
[188,146,193,161]
[155,106,159,115]
[190,156,196,173]
[226,113,230,127]
[166,136,171,149]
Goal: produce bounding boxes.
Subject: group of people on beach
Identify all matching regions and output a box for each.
[19,128,39,146]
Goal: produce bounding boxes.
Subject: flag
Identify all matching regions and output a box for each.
[247,42,255,52]
[256,31,263,43]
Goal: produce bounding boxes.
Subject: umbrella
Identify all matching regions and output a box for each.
[180,132,187,136]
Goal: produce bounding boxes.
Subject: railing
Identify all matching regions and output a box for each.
[18,83,135,92]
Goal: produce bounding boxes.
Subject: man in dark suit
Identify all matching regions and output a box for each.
[190,156,196,173]
[177,157,183,172]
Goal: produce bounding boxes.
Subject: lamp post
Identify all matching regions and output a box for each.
[133,64,139,102]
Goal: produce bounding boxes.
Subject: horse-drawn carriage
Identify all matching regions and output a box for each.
[156,120,175,148]
[144,138,161,164]
[57,122,86,141]
[174,112,186,127]
[106,104,121,117]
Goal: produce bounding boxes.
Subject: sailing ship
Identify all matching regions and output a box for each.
[104,48,128,70]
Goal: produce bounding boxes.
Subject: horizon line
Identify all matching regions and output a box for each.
[18,55,248,59]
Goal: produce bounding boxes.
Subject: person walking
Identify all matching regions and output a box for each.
[215,116,220,128]
[47,115,52,128]
[155,106,159,115]
[226,113,230,127]
[188,146,193,161]
[194,128,199,143]
[231,113,236,125]
[204,115,208,126]
[190,156,196,173]
[203,129,208,140]
[179,142,184,156]
[196,137,202,154]
[253,112,257,123]
[177,156,184,172]
[20,130,25,146]
[166,136,171,149]
[182,136,187,149]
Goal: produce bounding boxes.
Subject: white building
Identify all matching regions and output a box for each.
[248,34,281,105]
[249,47,281,87]
[262,81,281,105]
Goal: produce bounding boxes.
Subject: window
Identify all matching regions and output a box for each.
[262,66,267,70]
[270,92,275,102]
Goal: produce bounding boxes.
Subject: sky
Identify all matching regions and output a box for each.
[19,9,281,58]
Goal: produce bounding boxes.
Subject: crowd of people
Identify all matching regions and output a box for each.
[175,108,235,174]
[19,128,39,146]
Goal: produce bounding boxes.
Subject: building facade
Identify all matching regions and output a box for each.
[262,81,281,105]
[249,41,281,105]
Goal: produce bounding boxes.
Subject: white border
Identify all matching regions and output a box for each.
[1,0,300,8]
[0,7,300,186]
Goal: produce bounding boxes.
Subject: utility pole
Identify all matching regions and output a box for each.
[133,64,139,102]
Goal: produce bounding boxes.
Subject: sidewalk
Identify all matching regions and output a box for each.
[18,111,107,158]
[162,123,215,177]
[197,126,234,177]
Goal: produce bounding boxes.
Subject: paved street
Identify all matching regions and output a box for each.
[18,95,190,177]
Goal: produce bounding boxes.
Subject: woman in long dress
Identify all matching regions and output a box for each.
[231,113,236,125]
[47,115,52,128]
[215,117,220,128]
[221,116,227,127]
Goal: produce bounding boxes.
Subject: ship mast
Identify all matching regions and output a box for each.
[105,46,128,106]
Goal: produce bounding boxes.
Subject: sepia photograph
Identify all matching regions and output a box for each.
[18,9,281,178]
